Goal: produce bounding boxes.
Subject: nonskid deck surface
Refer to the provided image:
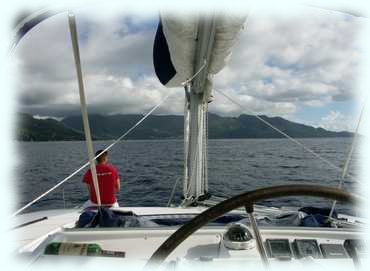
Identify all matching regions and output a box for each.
[14,206,367,269]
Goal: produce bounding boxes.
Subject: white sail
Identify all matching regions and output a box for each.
[154,15,246,203]
[154,14,246,93]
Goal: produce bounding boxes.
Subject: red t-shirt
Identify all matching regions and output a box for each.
[83,164,119,205]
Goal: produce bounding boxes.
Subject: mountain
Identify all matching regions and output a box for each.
[208,114,352,138]
[17,113,85,141]
[62,114,184,140]
[61,113,352,140]
[17,112,352,142]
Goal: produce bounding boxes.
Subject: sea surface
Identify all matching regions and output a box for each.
[15,138,360,215]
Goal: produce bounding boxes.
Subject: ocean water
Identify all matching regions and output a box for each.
[15,138,360,214]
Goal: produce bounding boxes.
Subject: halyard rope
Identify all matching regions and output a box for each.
[12,91,176,216]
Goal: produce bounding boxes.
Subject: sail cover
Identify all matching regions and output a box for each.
[153,15,246,90]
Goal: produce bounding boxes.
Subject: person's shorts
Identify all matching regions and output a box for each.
[81,200,119,209]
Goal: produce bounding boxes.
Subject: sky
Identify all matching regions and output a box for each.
[14,6,366,132]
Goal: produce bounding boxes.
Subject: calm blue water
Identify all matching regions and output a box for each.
[15,138,359,214]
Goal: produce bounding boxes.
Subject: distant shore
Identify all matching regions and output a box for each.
[17,113,353,142]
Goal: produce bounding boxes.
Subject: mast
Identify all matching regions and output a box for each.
[183,18,216,203]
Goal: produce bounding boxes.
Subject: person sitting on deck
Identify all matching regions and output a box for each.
[82,150,120,208]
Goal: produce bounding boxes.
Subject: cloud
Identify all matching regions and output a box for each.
[214,8,361,112]
[33,115,63,121]
[14,7,363,123]
[209,88,297,118]
[16,12,182,117]
[318,110,355,132]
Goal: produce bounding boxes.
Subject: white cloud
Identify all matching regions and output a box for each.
[214,7,362,109]
[33,115,63,121]
[15,12,182,116]
[14,7,363,122]
[318,110,355,132]
[209,88,297,118]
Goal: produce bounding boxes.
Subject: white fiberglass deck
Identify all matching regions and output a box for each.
[13,206,367,270]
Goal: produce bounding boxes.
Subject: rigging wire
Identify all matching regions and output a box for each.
[215,88,354,177]
[166,175,182,207]
[12,91,176,217]
[328,102,365,218]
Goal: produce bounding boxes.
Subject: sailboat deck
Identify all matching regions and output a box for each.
[14,207,366,269]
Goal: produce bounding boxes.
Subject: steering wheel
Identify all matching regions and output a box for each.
[145,184,360,268]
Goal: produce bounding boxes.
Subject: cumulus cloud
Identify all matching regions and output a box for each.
[318,110,355,132]
[214,8,361,112]
[209,88,297,118]
[16,12,184,117]
[14,7,363,126]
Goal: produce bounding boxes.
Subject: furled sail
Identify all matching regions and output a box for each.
[153,14,246,204]
[153,15,246,96]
